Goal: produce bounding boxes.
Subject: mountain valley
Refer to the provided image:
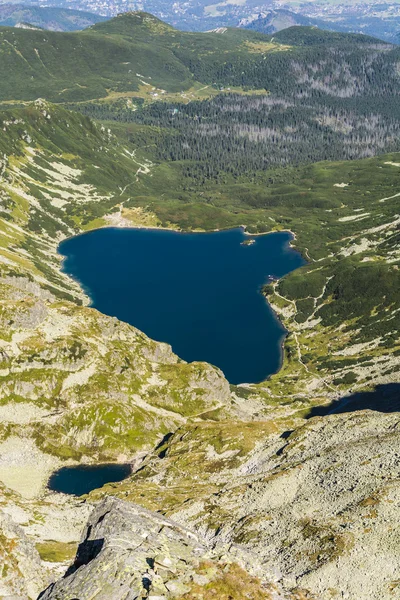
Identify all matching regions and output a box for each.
[0,12,398,600]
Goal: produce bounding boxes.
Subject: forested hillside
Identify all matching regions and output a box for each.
[82,94,400,181]
[69,29,400,182]
[0,12,396,103]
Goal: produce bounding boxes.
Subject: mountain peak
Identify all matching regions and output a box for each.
[90,10,175,37]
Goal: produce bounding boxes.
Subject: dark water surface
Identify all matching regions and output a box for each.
[48,464,132,496]
[59,227,305,384]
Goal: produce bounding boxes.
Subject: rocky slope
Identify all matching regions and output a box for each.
[32,408,400,600]
[0,100,240,479]
[40,497,282,600]
[0,276,233,487]
[0,506,49,598]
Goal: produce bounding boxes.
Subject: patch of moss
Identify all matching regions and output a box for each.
[36,540,77,563]
[177,562,273,600]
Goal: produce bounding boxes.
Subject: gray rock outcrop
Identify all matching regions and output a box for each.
[39,497,276,600]
[0,511,48,599]
[39,498,210,599]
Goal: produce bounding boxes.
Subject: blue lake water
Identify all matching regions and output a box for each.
[59,227,305,384]
[48,464,132,496]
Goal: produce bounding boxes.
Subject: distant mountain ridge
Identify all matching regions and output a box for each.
[0,12,392,103]
[4,0,400,41]
[1,2,399,42]
[0,3,108,31]
[243,8,400,44]
[240,9,325,35]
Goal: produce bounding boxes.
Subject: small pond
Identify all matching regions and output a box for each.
[48,464,132,496]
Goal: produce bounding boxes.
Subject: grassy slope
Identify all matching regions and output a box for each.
[0,26,194,102]
[0,13,276,102]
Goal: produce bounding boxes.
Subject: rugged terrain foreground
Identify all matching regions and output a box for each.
[37,409,400,600]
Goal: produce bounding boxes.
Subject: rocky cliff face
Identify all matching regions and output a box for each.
[0,509,48,599]
[0,275,233,465]
[34,408,400,599]
[40,497,297,600]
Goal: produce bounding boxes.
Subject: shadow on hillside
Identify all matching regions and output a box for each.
[38,537,105,597]
[307,383,400,418]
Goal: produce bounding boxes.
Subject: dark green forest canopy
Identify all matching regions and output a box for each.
[271,25,383,45]
[71,93,400,183]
